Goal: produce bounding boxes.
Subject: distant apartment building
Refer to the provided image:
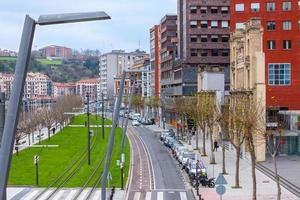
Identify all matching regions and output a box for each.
[99,49,148,100]
[0,72,53,99]
[177,0,230,96]
[160,15,179,97]
[150,25,161,97]
[39,45,72,59]
[53,82,76,97]
[0,48,17,57]
[76,78,99,101]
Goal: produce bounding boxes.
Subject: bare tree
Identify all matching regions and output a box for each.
[40,108,55,140]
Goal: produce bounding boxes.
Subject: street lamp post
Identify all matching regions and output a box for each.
[0,11,110,199]
[102,92,105,139]
[86,93,91,165]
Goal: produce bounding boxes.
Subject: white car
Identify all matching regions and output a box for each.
[132,120,140,126]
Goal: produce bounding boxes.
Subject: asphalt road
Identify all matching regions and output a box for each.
[126,125,193,200]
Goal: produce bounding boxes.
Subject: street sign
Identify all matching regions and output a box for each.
[216,185,226,195]
[121,153,125,163]
[107,171,112,181]
[215,173,228,185]
[34,155,39,165]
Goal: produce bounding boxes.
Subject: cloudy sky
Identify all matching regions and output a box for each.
[0,0,176,53]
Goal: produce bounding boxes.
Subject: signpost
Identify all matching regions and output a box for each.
[107,171,112,188]
[215,173,227,200]
[34,155,39,186]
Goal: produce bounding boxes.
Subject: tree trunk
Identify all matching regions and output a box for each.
[250,148,257,200]
[32,131,34,144]
[210,127,216,164]
[273,155,281,200]
[222,139,227,174]
[202,128,207,156]
[28,134,31,146]
[39,129,41,144]
[195,129,199,149]
[235,146,241,188]
[47,128,50,140]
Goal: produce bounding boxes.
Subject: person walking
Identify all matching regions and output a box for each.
[213,140,219,152]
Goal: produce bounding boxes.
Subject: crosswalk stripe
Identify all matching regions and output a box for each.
[157,192,164,200]
[179,192,188,200]
[91,190,101,200]
[133,192,141,200]
[77,189,90,200]
[64,190,77,200]
[145,192,152,200]
[21,190,39,200]
[38,190,53,200]
[51,190,65,200]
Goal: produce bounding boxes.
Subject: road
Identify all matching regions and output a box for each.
[127,125,193,200]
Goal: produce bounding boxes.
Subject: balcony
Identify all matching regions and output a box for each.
[161,54,173,63]
[189,56,229,64]
[189,28,229,35]
[189,42,229,49]
[189,14,229,21]
[163,85,183,96]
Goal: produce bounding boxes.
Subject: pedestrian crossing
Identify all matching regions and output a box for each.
[130,190,189,200]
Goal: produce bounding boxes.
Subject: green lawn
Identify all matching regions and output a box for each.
[0,56,17,61]
[36,58,62,65]
[8,115,130,188]
[70,114,112,126]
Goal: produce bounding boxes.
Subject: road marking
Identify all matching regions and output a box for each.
[157,192,164,200]
[133,192,141,200]
[91,190,101,200]
[64,190,77,200]
[77,189,90,200]
[52,190,65,200]
[180,192,188,200]
[145,192,152,200]
[38,190,53,200]
[21,190,39,200]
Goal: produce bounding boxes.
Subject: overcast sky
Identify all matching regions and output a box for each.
[0,0,176,53]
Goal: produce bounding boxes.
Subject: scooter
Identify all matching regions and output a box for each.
[194,176,215,188]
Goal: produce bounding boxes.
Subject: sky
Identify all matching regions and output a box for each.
[0,0,177,53]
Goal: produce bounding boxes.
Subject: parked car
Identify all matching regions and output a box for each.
[132,113,141,120]
[178,150,194,164]
[174,146,188,159]
[132,120,140,126]
[187,160,207,178]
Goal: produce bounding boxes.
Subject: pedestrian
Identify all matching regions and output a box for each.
[213,140,219,152]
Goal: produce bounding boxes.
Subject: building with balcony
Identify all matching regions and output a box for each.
[177,0,230,96]
[53,82,76,97]
[99,49,148,100]
[39,45,72,59]
[76,78,99,101]
[150,25,161,97]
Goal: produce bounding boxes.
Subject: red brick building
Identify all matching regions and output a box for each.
[230,0,300,116]
[39,45,72,59]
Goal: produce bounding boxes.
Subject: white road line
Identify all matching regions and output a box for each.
[77,189,90,200]
[91,190,101,200]
[64,190,77,200]
[38,190,53,200]
[179,192,188,200]
[51,190,65,200]
[21,190,39,200]
[157,191,164,200]
[145,192,152,200]
[133,192,141,200]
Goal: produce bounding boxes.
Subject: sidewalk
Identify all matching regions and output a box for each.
[149,124,298,200]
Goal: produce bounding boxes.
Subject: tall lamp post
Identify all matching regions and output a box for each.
[86,93,91,165]
[0,11,110,199]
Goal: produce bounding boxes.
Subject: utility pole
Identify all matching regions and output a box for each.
[0,92,5,146]
[102,92,105,140]
[101,71,126,200]
[86,93,91,165]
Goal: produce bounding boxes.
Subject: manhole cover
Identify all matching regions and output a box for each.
[262,180,270,183]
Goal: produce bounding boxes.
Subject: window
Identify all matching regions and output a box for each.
[268,63,291,85]
[283,21,292,30]
[298,20,300,29]
[211,21,218,28]
[190,6,197,14]
[222,35,229,42]
[221,21,229,28]
[221,6,229,14]
[222,50,229,56]
[200,6,207,13]
[267,2,275,11]
[235,3,244,11]
[201,21,208,28]
[267,21,276,30]
[190,35,197,42]
[236,22,244,29]
[201,50,208,57]
[190,49,197,56]
[298,1,300,10]
[211,7,218,14]
[283,40,292,49]
[211,49,218,56]
[251,3,260,12]
[282,1,291,11]
[211,35,218,42]
[190,20,197,28]
[267,40,276,49]
[201,35,208,42]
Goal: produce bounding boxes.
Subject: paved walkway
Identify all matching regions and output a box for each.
[147,124,298,200]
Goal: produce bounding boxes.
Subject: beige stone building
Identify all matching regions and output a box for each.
[230,18,266,161]
[76,78,99,101]
[53,82,76,97]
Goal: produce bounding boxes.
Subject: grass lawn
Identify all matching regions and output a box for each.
[8,115,130,188]
[0,56,17,61]
[70,114,112,126]
[36,58,62,65]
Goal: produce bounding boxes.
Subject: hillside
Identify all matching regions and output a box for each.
[0,56,99,82]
